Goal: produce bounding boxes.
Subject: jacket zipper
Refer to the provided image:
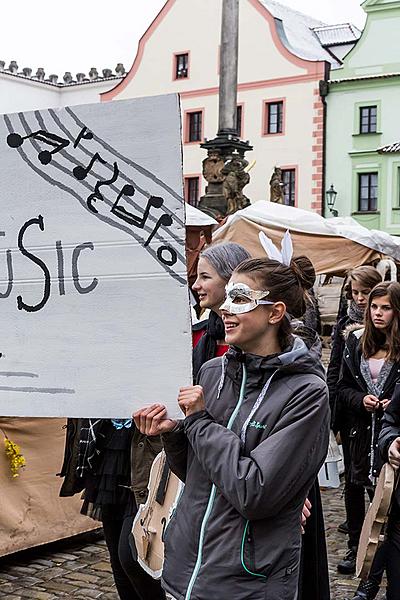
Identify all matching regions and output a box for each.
[240,520,267,579]
[184,363,248,600]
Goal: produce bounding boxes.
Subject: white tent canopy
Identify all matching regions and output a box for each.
[214,201,400,261]
[185,204,218,227]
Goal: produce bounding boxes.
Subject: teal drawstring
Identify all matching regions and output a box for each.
[184,364,248,599]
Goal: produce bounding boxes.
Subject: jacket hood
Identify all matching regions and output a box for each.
[343,323,364,341]
[227,325,325,383]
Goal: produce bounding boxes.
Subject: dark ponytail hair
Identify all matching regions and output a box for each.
[234,255,316,347]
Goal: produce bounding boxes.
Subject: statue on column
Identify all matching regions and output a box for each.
[202,150,225,187]
[200,150,251,219]
[222,156,251,215]
[269,167,284,203]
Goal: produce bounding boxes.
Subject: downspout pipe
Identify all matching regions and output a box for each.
[319,61,330,218]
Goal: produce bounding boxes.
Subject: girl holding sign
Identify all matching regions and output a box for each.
[134,233,330,600]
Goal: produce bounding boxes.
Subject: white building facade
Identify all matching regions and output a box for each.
[0,64,123,114]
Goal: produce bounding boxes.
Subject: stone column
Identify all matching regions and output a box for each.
[218,0,239,136]
[198,0,252,220]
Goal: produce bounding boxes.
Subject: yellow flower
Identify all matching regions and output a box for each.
[4,436,26,478]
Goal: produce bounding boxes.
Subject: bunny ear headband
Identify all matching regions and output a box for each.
[258,230,293,266]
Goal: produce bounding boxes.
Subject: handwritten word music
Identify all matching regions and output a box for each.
[6,126,178,267]
[0,215,97,313]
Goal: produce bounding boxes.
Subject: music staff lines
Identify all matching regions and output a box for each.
[6,113,185,270]
[3,114,187,287]
[34,110,184,255]
[48,108,184,231]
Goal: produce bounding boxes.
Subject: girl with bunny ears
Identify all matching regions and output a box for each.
[134,232,330,600]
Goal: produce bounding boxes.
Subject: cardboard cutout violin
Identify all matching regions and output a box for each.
[132,451,183,579]
[356,463,398,579]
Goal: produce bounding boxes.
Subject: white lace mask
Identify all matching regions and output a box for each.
[220,282,274,315]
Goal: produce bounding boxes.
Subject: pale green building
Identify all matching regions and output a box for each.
[325,0,400,234]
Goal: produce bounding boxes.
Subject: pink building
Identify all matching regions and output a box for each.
[102,0,359,213]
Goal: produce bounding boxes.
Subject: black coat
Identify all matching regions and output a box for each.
[337,330,400,485]
[327,315,354,432]
[378,382,400,506]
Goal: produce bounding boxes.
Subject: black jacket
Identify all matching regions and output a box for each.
[378,382,400,505]
[59,419,162,506]
[161,336,329,600]
[337,329,400,485]
[327,315,354,432]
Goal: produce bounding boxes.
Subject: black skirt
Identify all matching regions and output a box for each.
[81,420,135,522]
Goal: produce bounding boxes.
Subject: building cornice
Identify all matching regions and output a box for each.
[179,71,324,100]
[0,61,125,88]
[329,71,400,84]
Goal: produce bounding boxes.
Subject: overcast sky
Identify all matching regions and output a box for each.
[0,0,366,77]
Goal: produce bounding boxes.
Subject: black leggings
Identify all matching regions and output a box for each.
[345,482,374,548]
[102,515,166,600]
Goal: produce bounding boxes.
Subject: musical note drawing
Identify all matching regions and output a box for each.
[111,191,164,229]
[73,126,93,149]
[86,162,119,213]
[73,152,107,181]
[6,130,70,165]
[144,214,173,247]
[157,245,178,267]
[111,187,176,264]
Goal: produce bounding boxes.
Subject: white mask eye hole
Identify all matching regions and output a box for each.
[232,294,251,305]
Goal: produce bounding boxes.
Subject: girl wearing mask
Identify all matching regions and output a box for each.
[134,242,330,600]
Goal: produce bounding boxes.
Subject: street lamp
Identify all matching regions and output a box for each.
[326,184,338,217]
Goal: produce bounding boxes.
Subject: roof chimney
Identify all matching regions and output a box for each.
[22,67,32,77]
[63,71,73,84]
[48,74,58,84]
[102,68,112,78]
[76,72,86,82]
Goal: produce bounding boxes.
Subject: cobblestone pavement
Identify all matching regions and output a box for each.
[0,345,387,599]
[0,484,387,599]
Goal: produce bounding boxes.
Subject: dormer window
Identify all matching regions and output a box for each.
[175,53,189,79]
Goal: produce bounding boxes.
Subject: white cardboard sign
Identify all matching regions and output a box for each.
[0,94,192,418]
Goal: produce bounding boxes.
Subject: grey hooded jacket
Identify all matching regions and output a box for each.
[161,335,330,600]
